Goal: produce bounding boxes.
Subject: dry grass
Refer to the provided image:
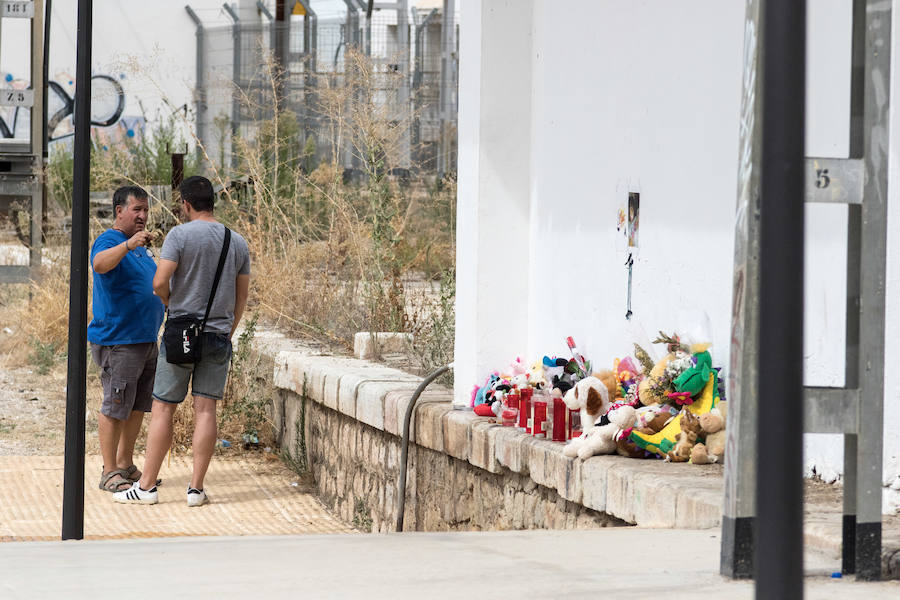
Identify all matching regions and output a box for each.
[209,49,456,354]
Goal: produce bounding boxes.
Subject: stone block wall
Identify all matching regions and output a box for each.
[298,396,619,532]
[268,348,723,533]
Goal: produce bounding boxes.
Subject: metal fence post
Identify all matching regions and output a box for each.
[185,5,206,166]
[297,1,317,143]
[412,8,437,167]
[364,0,372,56]
[397,0,410,169]
[223,2,240,169]
[437,0,455,177]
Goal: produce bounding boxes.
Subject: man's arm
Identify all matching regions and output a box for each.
[92,231,153,274]
[153,259,178,307]
[231,274,250,338]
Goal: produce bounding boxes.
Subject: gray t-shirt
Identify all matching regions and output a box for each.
[160,220,251,334]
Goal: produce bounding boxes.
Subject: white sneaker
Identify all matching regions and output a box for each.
[187,487,209,507]
[113,482,158,505]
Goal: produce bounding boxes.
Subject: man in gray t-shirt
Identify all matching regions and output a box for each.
[160,219,250,334]
[114,175,250,507]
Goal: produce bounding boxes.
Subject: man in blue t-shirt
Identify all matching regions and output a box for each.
[88,185,164,492]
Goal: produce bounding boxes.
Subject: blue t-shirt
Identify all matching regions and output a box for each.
[87,229,165,346]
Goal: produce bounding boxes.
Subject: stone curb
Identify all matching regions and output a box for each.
[805,520,900,579]
[272,349,725,530]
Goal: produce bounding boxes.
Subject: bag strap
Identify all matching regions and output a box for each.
[200,226,231,331]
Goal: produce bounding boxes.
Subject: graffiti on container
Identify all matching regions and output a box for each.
[0,72,127,141]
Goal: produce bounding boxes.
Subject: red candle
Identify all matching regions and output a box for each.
[518,388,532,432]
[531,396,548,438]
[552,397,568,442]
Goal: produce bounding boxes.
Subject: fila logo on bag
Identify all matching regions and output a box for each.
[183,330,191,354]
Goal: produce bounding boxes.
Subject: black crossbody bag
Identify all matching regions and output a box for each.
[163,227,231,364]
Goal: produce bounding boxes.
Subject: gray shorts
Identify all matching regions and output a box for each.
[90,342,159,421]
[152,332,233,403]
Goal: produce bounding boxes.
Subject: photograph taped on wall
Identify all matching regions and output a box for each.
[628,192,640,249]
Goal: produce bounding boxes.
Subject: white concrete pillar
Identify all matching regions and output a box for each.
[454,0,534,407]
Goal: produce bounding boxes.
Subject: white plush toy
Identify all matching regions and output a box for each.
[510,373,530,390]
[562,375,614,436]
[562,374,619,459]
[564,404,637,459]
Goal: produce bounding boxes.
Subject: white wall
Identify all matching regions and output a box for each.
[456,0,899,508]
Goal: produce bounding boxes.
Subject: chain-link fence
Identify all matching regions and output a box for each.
[194,5,458,178]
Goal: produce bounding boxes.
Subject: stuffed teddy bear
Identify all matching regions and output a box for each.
[691,401,727,463]
[528,360,547,389]
[666,410,702,462]
[565,404,637,459]
[690,442,712,465]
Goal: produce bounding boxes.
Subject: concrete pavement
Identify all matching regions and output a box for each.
[1,529,898,599]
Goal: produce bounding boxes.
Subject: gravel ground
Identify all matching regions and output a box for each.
[0,365,98,456]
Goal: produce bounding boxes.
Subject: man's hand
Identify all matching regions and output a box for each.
[127,230,155,250]
[93,230,156,274]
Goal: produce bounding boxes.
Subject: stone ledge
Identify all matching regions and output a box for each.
[271,349,725,529]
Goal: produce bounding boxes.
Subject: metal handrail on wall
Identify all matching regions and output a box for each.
[395,363,453,532]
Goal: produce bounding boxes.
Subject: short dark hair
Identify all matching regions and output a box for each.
[112,185,148,214]
[180,176,215,213]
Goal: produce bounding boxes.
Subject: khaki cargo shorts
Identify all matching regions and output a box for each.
[90,342,158,420]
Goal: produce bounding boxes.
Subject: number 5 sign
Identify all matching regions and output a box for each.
[0,1,35,18]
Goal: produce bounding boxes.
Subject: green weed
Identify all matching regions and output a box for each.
[28,339,61,375]
[352,498,373,532]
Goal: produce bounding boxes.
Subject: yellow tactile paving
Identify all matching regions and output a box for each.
[0,454,353,540]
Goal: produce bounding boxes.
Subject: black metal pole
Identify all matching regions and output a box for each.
[42,0,51,157]
[172,152,185,190]
[755,0,805,597]
[61,0,92,541]
[41,0,53,242]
